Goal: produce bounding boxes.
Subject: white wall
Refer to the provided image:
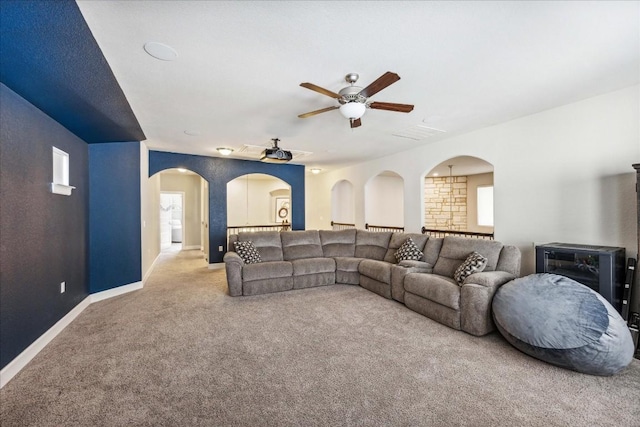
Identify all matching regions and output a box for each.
[467,172,494,233]
[160,173,202,248]
[331,180,355,225]
[140,142,161,282]
[227,174,291,225]
[365,173,404,228]
[306,86,639,284]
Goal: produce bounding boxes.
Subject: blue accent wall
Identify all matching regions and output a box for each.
[0,0,145,143]
[0,0,307,372]
[89,143,142,293]
[0,0,147,371]
[149,151,305,263]
[0,84,89,369]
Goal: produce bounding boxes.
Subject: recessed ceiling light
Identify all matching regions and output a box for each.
[177,168,187,173]
[433,172,439,177]
[217,147,234,156]
[184,130,200,136]
[310,168,321,174]
[144,42,178,61]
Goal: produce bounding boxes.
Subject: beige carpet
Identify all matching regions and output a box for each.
[1,249,639,427]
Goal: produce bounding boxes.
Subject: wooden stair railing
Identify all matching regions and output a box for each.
[421,227,494,240]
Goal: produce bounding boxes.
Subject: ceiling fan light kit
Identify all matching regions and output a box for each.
[339,102,366,119]
[298,71,414,128]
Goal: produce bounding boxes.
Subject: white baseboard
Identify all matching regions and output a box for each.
[208,262,225,270]
[0,296,91,389]
[183,245,200,250]
[142,253,160,284]
[90,281,143,303]
[1,280,143,389]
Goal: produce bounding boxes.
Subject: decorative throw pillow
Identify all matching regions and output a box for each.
[454,251,488,284]
[234,241,262,264]
[395,237,424,262]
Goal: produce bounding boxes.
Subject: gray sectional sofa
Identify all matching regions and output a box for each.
[224,229,521,336]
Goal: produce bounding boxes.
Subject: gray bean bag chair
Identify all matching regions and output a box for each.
[492,273,635,376]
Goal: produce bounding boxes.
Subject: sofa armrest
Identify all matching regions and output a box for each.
[224,251,243,264]
[390,263,433,303]
[462,271,516,288]
[223,252,244,296]
[460,271,516,336]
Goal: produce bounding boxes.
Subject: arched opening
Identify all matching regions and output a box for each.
[147,150,306,264]
[364,171,404,232]
[423,156,494,239]
[142,166,209,279]
[226,173,291,238]
[155,168,208,255]
[330,180,355,230]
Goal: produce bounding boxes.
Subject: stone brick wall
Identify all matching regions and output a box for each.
[424,176,467,230]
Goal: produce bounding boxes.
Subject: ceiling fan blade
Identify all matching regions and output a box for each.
[300,82,342,99]
[350,118,362,128]
[358,72,401,98]
[298,106,339,118]
[369,102,414,113]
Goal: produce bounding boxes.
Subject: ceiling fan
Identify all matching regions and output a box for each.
[298,72,414,128]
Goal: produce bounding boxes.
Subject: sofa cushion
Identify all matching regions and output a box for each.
[281,230,323,261]
[404,273,461,310]
[384,233,428,263]
[433,237,503,278]
[320,229,356,257]
[334,257,362,272]
[234,241,262,264]
[358,259,392,284]
[398,260,433,271]
[242,261,293,282]
[391,263,434,303]
[238,231,283,262]
[355,230,392,260]
[453,251,488,284]
[394,237,424,262]
[496,245,522,277]
[423,237,444,265]
[292,258,336,276]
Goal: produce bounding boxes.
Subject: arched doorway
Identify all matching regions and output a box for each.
[226,173,291,237]
[364,171,404,231]
[155,168,208,255]
[148,150,305,264]
[423,156,494,238]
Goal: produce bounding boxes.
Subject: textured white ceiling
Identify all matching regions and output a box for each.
[77,1,640,172]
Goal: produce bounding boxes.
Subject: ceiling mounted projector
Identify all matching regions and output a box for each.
[261,138,292,163]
